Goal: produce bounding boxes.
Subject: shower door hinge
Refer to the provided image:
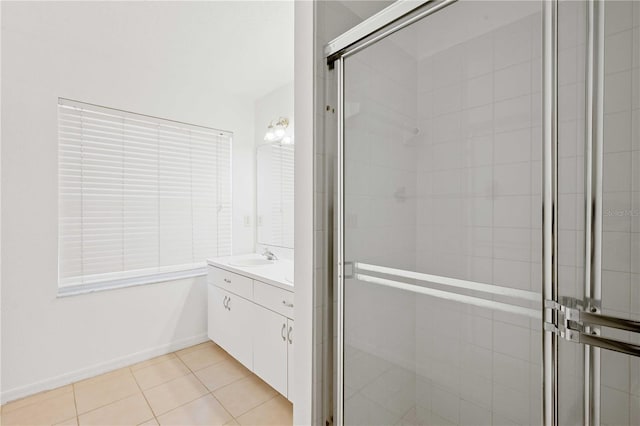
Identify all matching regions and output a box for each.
[544,297,593,343]
[339,261,354,279]
[545,297,640,357]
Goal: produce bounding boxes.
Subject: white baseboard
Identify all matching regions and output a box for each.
[1,333,209,404]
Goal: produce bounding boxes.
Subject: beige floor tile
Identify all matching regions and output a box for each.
[0,344,289,426]
[236,396,293,426]
[175,341,217,356]
[133,358,190,390]
[193,358,251,392]
[177,344,230,372]
[74,371,140,414]
[78,393,153,426]
[223,419,240,426]
[131,354,177,372]
[156,395,232,426]
[213,375,277,417]
[143,374,208,416]
[1,391,77,426]
[54,417,79,426]
[2,385,73,414]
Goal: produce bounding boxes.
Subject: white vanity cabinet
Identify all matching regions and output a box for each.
[207,285,254,370]
[207,263,294,400]
[252,304,288,396]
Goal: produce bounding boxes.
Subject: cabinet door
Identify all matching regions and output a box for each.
[225,292,254,370]
[208,284,228,350]
[287,319,294,401]
[252,304,287,396]
[208,285,253,370]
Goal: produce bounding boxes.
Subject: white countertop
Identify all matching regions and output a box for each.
[207,253,294,292]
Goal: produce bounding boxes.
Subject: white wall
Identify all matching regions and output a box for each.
[1,2,256,401]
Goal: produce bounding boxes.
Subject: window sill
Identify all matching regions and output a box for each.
[57,266,207,298]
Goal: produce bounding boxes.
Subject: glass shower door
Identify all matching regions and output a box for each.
[339,1,544,424]
[555,1,640,425]
[596,2,640,423]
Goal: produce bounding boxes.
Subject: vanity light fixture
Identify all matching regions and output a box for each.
[264,117,292,144]
[264,123,276,141]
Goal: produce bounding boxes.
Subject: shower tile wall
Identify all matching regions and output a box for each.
[599,2,640,425]
[412,8,542,425]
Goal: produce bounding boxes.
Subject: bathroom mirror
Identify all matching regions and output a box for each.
[256,142,294,248]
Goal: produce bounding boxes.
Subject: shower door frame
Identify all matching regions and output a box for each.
[326,0,639,425]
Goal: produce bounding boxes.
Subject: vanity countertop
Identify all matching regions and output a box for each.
[207,253,294,292]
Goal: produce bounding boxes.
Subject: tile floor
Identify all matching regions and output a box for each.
[0,341,293,426]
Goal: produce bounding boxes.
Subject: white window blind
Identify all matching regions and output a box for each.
[58,98,232,292]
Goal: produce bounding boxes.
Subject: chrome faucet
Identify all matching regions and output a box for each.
[262,248,278,261]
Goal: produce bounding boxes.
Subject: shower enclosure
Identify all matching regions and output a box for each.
[326,0,640,425]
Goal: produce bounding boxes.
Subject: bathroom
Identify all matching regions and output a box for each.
[2,1,640,426]
[1,1,295,424]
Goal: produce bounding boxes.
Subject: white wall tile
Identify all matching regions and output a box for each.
[494,128,531,164]
[606,29,634,74]
[494,95,531,133]
[465,73,493,108]
[494,61,532,101]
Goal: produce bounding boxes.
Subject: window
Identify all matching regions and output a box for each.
[58,98,232,294]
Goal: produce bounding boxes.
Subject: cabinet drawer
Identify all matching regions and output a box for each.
[253,280,294,319]
[208,267,253,299]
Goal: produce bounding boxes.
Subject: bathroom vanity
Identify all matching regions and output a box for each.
[206,254,294,401]
[206,126,295,400]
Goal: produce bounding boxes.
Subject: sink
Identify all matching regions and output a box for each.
[228,258,274,267]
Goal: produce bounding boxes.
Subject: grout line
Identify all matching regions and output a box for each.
[232,394,281,423]
[176,345,284,423]
[71,383,79,423]
[146,345,245,422]
[73,368,147,417]
[129,365,157,424]
[209,391,237,424]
